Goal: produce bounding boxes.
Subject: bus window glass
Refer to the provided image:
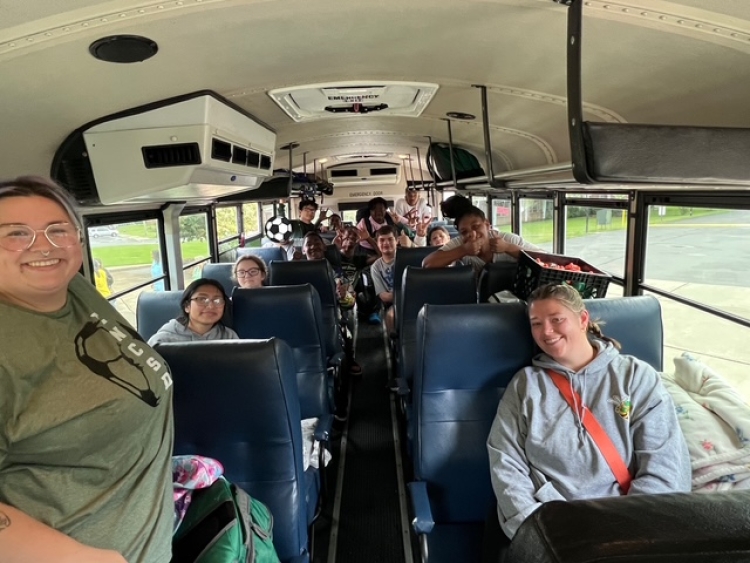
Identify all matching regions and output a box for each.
[183,257,210,287]
[261,203,275,234]
[471,196,488,220]
[644,206,749,323]
[88,219,163,327]
[242,202,260,235]
[216,206,239,240]
[519,198,553,251]
[179,212,210,265]
[342,210,358,224]
[644,290,750,404]
[564,206,626,278]
[491,198,512,232]
[216,206,240,260]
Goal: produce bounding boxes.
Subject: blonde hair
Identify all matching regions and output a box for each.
[527,284,621,349]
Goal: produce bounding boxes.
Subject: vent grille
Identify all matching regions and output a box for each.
[211,138,271,170]
[142,143,202,169]
[330,169,359,178]
[211,138,232,162]
[370,167,397,176]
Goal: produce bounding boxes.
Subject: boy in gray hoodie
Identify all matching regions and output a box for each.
[487,284,690,539]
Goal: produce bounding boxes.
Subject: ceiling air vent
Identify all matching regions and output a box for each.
[142,143,202,169]
[370,167,398,176]
[260,155,272,170]
[247,151,260,167]
[232,146,247,165]
[326,162,401,186]
[269,81,439,122]
[211,138,232,162]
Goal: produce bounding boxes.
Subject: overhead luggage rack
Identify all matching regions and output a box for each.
[564,0,750,187]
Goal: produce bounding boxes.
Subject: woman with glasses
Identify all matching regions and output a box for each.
[232,254,267,289]
[0,176,173,563]
[147,278,238,346]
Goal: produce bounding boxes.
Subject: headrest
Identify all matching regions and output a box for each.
[136,290,183,341]
[201,263,234,296]
[585,295,663,370]
[268,259,336,306]
[508,490,750,563]
[238,246,286,264]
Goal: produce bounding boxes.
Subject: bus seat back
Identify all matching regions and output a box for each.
[157,338,310,563]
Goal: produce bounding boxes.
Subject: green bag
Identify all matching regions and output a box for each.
[172,477,281,563]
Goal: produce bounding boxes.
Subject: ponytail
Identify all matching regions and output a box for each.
[587,319,621,350]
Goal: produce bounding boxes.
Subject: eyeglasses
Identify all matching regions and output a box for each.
[190,296,225,307]
[235,268,262,278]
[0,222,81,252]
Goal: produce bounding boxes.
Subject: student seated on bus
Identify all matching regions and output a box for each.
[427,225,451,247]
[0,176,173,563]
[370,225,398,333]
[423,206,539,276]
[487,284,691,540]
[147,278,238,346]
[232,254,267,289]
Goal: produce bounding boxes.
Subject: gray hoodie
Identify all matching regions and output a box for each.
[147,319,239,347]
[487,338,690,539]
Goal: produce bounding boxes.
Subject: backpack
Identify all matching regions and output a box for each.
[171,477,281,563]
[426,142,485,182]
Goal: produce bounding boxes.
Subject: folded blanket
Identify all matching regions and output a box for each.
[661,353,750,490]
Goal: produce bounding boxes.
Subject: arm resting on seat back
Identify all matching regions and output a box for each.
[0,502,126,563]
[407,481,435,535]
[422,245,467,268]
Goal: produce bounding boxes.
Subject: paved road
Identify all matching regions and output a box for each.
[564,210,750,288]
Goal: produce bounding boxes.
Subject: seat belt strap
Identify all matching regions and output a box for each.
[547,369,632,494]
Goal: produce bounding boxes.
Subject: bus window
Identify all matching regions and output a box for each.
[88,219,164,326]
[216,205,240,260]
[179,211,210,261]
[643,206,750,401]
[242,202,260,236]
[491,198,512,232]
[519,198,553,252]
[564,206,627,279]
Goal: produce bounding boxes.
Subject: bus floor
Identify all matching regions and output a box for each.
[312,320,416,563]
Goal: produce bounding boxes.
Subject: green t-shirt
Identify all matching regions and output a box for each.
[0,275,174,563]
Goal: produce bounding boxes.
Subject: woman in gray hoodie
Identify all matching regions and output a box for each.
[487,283,690,540]
[147,278,238,347]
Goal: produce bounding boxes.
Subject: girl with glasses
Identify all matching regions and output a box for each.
[232,255,267,289]
[0,176,173,563]
[148,278,238,346]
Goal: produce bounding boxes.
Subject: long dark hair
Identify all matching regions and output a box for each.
[177,278,230,326]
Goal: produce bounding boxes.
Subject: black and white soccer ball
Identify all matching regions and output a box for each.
[264,216,293,243]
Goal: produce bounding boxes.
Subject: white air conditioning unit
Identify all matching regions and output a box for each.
[52,92,276,205]
[327,162,401,186]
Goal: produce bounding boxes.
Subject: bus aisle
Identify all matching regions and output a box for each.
[313,320,413,563]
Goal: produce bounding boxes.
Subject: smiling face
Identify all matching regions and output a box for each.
[303,234,326,260]
[429,228,450,247]
[405,189,418,205]
[235,257,266,289]
[457,213,490,244]
[376,231,397,258]
[299,204,317,224]
[528,298,590,367]
[370,202,386,223]
[183,283,226,334]
[0,195,83,311]
[341,228,360,255]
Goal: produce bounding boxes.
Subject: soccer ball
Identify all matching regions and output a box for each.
[265,216,293,243]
